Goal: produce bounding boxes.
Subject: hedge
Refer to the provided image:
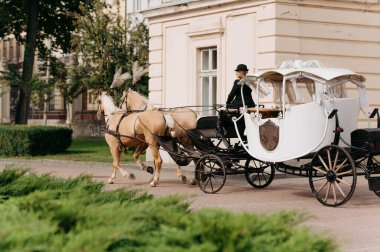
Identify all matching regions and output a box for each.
[0,167,337,252]
[0,125,72,156]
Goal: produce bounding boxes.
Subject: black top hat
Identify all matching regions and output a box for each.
[235,64,249,72]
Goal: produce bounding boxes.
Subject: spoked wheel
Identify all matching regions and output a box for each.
[244,159,275,188]
[374,191,380,197]
[309,145,356,207]
[195,154,226,193]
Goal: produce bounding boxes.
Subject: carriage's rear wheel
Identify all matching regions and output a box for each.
[309,145,356,207]
[195,154,226,194]
[244,159,275,188]
[374,191,380,197]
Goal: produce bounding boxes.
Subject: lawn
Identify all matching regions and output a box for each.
[7,137,142,163]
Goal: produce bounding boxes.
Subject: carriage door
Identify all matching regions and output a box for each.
[200,47,217,116]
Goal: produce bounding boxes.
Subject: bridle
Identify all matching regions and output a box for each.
[97,90,111,120]
[119,88,130,109]
[96,96,104,120]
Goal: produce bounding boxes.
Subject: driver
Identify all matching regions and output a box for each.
[218,64,255,143]
[226,64,256,109]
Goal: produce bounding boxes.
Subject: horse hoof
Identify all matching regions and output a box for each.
[181,176,187,184]
[108,179,115,184]
[189,178,197,186]
[150,181,157,187]
[146,166,154,174]
[128,173,136,180]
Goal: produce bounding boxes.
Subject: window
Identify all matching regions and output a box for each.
[9,39,14,61]
[49,97,55,111]
[2,40,7,61]
[134,0,141,11]
[16,42,21,62]
[199,47,217,115]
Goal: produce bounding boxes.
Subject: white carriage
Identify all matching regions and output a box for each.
[193,60,380,207]
[239,60,367,162]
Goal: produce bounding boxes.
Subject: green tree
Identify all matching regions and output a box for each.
[30,75,54,111]
[72,1,149,96]
[52,54,86,124]
[0,0,93,124]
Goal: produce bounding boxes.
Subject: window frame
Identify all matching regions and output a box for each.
[199,47,217,114]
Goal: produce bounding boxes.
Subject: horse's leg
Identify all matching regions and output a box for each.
[109,166,117,184]
[108,140,135,182]
[133,143,154,174]
[149,146,162,187]
[181,141,197,186]
[107,141,121,184]
[175,165,187,184]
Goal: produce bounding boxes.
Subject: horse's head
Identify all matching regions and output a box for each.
[97,90,116,120]
[96,90,105,120]
[120,88,151,111]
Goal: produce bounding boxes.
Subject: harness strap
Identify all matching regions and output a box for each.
[106,111,133,152]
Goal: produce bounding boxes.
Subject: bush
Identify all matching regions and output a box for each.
[0,125,72,156]
[0,167,338,252]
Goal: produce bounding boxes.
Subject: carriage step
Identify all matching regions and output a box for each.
[276,164,313,177]
[368,176,380,191]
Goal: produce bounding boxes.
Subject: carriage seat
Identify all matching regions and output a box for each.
[196,115,239,138]
[221,107,282,119]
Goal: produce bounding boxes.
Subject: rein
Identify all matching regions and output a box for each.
[104,111,134,152]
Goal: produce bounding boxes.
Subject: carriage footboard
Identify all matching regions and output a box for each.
[152,135,193,166]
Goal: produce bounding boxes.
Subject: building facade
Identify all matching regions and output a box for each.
[142,0,380,127]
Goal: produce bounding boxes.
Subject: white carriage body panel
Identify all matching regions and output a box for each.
[312,98,360,152]
[244,98,360,162]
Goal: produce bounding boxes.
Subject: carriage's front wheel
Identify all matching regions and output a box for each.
[309,145,356,207]
[195,154,226,193]
[244,159,275,188]
[374,190,380,197]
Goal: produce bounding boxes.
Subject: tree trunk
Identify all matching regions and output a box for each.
[15,1,38,124]
[66,102,72,125]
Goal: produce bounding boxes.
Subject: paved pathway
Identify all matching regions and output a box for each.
[1,158,380,252]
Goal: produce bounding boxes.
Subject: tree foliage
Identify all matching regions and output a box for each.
[0,0,93,124]
[72,2,149,96]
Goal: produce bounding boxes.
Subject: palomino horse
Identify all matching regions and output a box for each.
[97,90,171,187]
[119,88,198,184]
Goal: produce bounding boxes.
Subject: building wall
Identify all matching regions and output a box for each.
[145,0,277,109]
[274,0,380,127]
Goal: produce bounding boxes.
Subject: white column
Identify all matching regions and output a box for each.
[0,82,11,123]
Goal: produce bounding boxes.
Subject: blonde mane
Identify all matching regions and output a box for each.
[128,90,155,110]
[101,93,121,115]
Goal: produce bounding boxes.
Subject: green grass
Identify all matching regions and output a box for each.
[1,137,142,163]
[0,167,338,252]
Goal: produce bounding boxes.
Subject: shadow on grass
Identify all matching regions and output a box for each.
[56,150,96,155]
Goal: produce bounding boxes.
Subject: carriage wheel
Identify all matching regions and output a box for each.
[244,159,275,188]
[309,145,356,207]
[195,154,226,194]
[374,191,380,197]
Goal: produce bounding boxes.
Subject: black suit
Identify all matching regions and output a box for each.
[226,79,255,109]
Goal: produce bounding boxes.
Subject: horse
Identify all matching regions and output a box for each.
[97,90,172,187]
[119,88,198,184]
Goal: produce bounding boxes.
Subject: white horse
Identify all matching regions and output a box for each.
[97,91,171,186]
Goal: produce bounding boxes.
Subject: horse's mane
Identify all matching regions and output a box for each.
[102,94,121,114]
[130,90,154,108]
